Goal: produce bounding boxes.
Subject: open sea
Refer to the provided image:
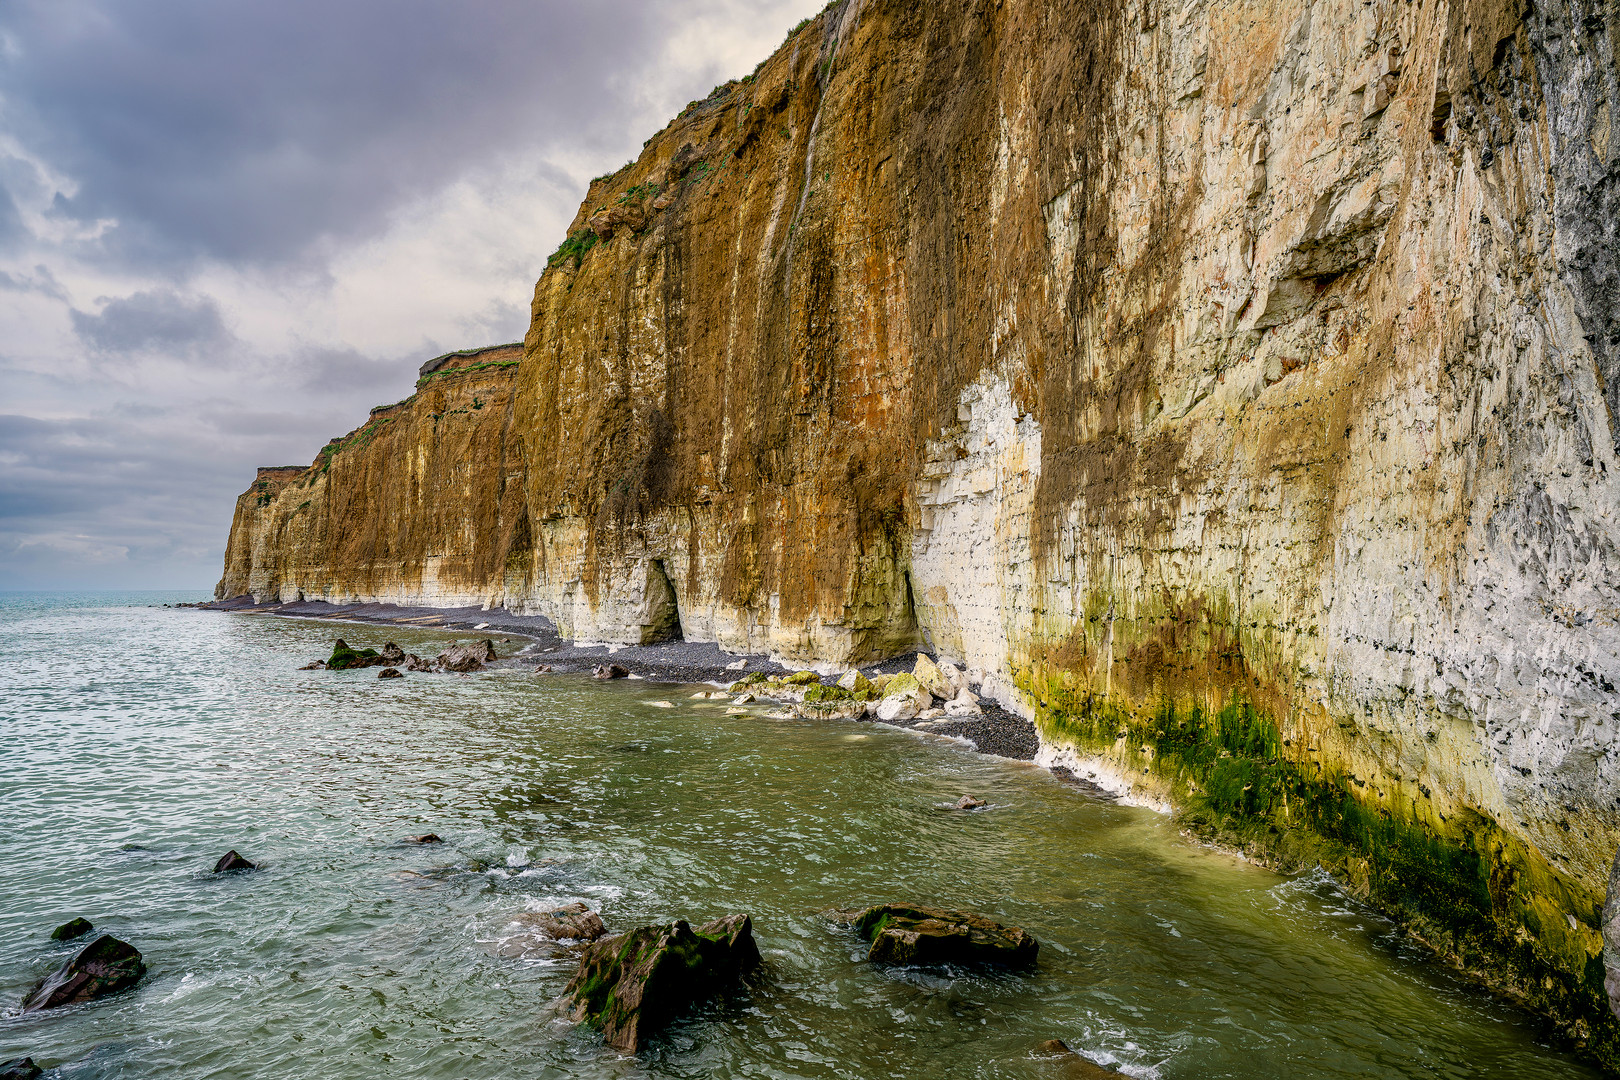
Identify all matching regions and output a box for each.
[0,591,1602,1078]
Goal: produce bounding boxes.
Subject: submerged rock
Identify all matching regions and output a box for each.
[594,663,629,679]
[298,661,325,670]
[21,934,146,1012]
[50,917,94,942]
[378,667,403,679]
[564,913,760,1051]
[0,1058,41,1080]
[955,795,987,810]
[213,850,256,873]
[844,904,1036,968]
[517,902,608,942]
[403,833,442,845]
[1036,1039,1129,1078]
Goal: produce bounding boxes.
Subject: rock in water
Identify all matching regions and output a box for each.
[405,653,434,672]
[213,850,256,872]
[0,1058,42,1080]
[20,934,146,1011]
[848,904,1036,967]
[327,638,388,670]
[51,917,94,941]
[379,642,405,663]
[1036,1040,1129,1078]
[298,661,325,670]
[564,913,760,1051]
[437,642,489,672]
[956,795,987,810]
[516,902,608,942]
[378,667,403,679]
[593,663,629,679]
[403,833,442,845]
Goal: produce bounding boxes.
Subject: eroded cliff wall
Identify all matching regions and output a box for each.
[219,0,1620,1058]
[217,344,530,606]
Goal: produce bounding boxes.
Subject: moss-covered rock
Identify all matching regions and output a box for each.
[326,639,382,670]
[21,935,146,1012]
[913,654,951,700]
[846,904,1037,968]
[782,670,821,685]
[563,913,760,1051]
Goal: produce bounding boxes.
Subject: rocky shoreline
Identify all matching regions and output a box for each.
[199,596,1047,765]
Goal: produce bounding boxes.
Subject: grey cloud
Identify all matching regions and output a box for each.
[0,264,69,301]
[0,0,771,270]
[71,288,232,356]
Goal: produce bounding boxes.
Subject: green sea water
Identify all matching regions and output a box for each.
[0,592,1602,1078]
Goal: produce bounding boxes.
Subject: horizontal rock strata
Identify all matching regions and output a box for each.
[217,0,1620,1060]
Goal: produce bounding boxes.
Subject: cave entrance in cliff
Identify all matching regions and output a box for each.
[644,559,684,644]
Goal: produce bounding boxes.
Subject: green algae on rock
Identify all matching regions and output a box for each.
[563,914,760,1052]
[845,903,1038,968]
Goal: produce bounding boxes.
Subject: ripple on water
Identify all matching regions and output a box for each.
[0,592,1603,1079]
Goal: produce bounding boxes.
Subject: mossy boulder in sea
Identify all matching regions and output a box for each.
[21,934,146,1012]
[563,913,760,1051]
[50,917,93,942]
[846,904,1037,968]
[0,1058,42,1080]
[326,639,383,670]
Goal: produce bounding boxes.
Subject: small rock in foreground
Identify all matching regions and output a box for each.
[0,1057,42,1080]
[1036,1039,1129,1078]
[844,903,1037,967]
[378,667,403,679]
[564,913,760,1051]
[213,850,257,873]
[594,664,629,679]
[21,934,146,1012]
[51,917,94,941]
[956,795,987,810]
[403,833,442,845]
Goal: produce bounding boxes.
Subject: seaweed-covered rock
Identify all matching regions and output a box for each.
[564,913,760,1051]
[782,670,821,685]
[21,935,146,1012]
[213,850,256,873]
[836,669,873,694]
[0,1057,42,1080]
[327,639,385,670]
[875,675,924,722]
[846,904,1036,967]
[50,917,94,942]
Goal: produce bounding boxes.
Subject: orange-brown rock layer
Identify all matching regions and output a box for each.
[218,0,1620,1057]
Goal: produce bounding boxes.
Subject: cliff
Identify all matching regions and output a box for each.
[217,0,1620,1059]
[218,343,530,605]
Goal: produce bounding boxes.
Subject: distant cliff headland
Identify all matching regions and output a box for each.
[216,0,1620,1061]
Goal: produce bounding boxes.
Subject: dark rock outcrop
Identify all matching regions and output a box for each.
[327,639,384,670]
[378,667,403,679]
[213,850,256,873]
[0,1058,41,1080]
[593,664,629,680]
[50,917,94,942]
[845,904,1037,968]
[438,640,495,672]
[403,833,442,845]
[379,642,405,663]
[404,654,434,672]
[564,913,760,1051]
[20,935,145,1012]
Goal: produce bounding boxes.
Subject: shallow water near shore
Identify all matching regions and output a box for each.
[0,592,1602,1079]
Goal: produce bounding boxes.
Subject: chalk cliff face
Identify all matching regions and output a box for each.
[218,0,1620,1057]
[218,344,530,606]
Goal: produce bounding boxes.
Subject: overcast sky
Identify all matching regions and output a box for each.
[0,0,823,591]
